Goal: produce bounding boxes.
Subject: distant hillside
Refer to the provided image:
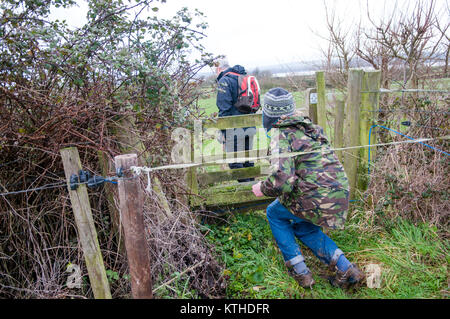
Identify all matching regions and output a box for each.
[196,58,374,79]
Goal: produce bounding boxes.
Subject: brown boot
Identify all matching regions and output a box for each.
[329,264,365,289]
[290,269,315,288]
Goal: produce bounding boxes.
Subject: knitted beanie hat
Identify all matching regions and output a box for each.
[262,87,295,118]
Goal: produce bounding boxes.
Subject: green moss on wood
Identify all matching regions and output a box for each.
[191,182,274,207]
[197,166,263,187]
[202,113,262,130]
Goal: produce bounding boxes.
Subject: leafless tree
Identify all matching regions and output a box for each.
[365,0,445,89]
[319,0,358,92]
[320,0,448,91]
[434,6,450,77]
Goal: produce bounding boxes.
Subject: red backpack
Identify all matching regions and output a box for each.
[225,72,261,114]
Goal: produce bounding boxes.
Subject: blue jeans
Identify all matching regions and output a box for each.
[266,199,343,267]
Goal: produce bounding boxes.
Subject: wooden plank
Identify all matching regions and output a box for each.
[191,182,274,208]
[315,71,327,130]
[305,88,318,124]
[153,176,173,221]
[114,153,153,299]
[186,130,199,206]
[115,116,173,222]
[202,113,262,130]
[60,147,111,299]
[97,150,125,253]
[112,116,145,156]
[186,167,198,206]
[200,199,274,214]
[343,69,364,199]
[334,99,345,162]
[197,166,264,187]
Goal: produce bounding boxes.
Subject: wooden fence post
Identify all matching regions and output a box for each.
[114,153,153,299]
[97,150,125,253]
[184,128,198,206]
[114,115,173,220]
[359,70,381,190]
[334,99,345,162]
[315,71,327,130]
[60,147,111,299]
[305,88,318,124]
[343,69,364,199]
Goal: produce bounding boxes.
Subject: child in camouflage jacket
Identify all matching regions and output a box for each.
[252,87,364,289]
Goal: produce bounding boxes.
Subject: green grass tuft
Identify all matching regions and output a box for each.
[204,209,448,299]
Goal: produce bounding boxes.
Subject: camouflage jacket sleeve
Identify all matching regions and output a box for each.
[260,129,296,197]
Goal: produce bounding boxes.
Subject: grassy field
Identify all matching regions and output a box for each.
[198,90,306,116]
[203,206,448,299]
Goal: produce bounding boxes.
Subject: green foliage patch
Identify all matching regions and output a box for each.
[204,209,448,299]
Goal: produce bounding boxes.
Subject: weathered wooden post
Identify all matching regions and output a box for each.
[183,126,198,207]
[359,70,381,190]
[114,115,173,220]
[114,153,153,299]
[334,99,345,162]
[60,147,111,299]
[98,150,125,253]
[315,71,327,130]
[305,88,318,124]
[343,69,364,199]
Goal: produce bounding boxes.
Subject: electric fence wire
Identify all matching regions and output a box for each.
[0,175,135,197]
[0,159,20,168]
[129,134,450,174]
[360,89,450,94]
[361,109,450,115]
[2,134,448,198]
[362,119,450,131]
[0,180,68,196]
[368,125,450,174]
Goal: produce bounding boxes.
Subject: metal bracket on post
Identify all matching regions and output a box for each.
[69,174,79,190]
[69,170,116,190]
[116,167,124,178]
[79,170,91,184]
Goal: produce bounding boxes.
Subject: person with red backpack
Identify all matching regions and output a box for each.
[215,59,261,182]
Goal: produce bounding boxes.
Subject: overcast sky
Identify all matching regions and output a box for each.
[51,0,449,71]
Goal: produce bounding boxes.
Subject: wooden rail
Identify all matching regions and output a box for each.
[187,113,274,210]
[189,68,384,208]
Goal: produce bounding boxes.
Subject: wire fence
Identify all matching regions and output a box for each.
[1,86,448,207]
[1,120,449,199]
[0,175,135,197]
